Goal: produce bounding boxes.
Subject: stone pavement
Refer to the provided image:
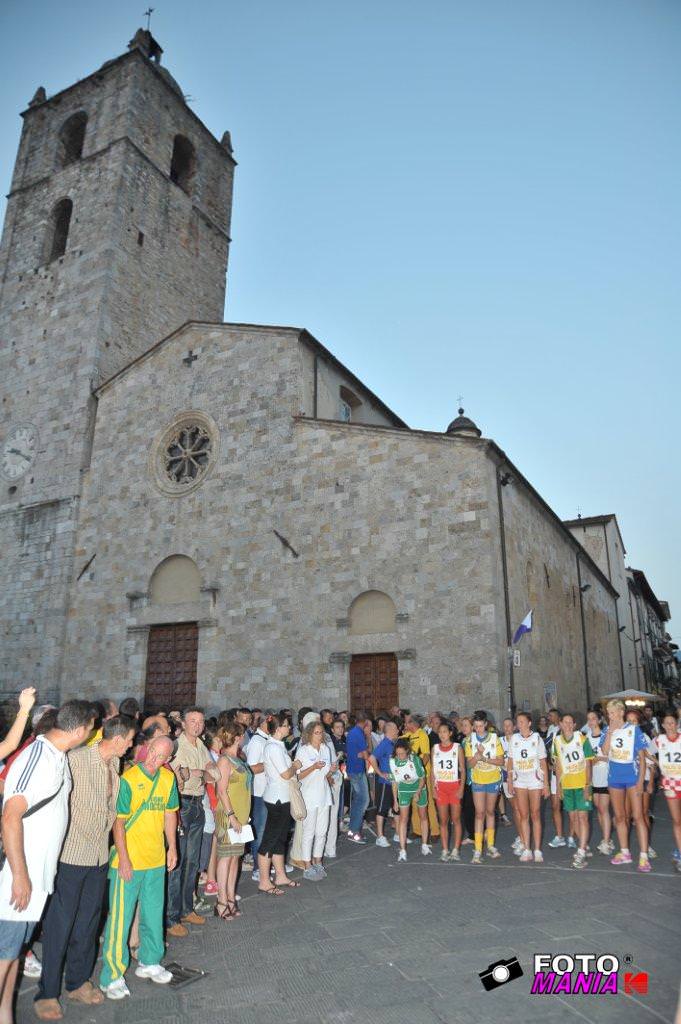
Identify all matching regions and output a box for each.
[17,811,680,1024]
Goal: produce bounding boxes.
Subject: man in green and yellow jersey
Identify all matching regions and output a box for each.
[99,736,179,999]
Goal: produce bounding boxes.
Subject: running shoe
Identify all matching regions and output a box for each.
[397,849,407,862]
[500,814,511,827]
[243,853,254,866]
[285,863,294,873]
[572,852,587,870]
[314,864,327,878]
[567,837,577,849]
[22,951,41,978]
[440,849,449,862]
[674,860,681,874]
[461,837,474,846]
[421,844,432,856]
[513,844,526,857]
[597,839,610,855]
[486,846,501,859]
[471,850,482,864]
[449,848,461,861]
[648,847,657,859]
[533,850,544,863]
[519,849,533,863]
[203,881,218,896]
[347,832,366,845]
[672,848,681,863]
[135,964,173,984]
[548,836,566,848]
[638,856,651,873]
[303,867,320,881]
[375,836,390,848]
[193,898,211,914]
[610,851,633,865]
[251,870,260,882]
[101,979,130,1000]
[393,833,413,844]
[511,837,523,852]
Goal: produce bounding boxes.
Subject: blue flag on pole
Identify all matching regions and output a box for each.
[512,610,533,645]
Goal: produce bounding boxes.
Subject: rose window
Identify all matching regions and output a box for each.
[164,424,212,486]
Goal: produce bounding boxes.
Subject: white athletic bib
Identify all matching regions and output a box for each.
[469,733,498,760]
[609,725,635,764]
[656,734,681,779]
[589,731,608,787]
[554,733,586,777]
[432,743,460,783]
[510,732,543,779]
[390,756,418,785]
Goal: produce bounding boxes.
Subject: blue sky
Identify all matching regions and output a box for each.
[1,1,679,644]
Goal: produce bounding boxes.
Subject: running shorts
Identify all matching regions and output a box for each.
[376,783,394,817]
[435,781,461,806]
[471,781,500,794]
[562,788,593,812]
[397,784,428,808]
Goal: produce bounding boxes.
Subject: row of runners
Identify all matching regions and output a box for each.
[372,700,681,872]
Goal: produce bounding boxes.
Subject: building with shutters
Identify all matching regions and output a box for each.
[0,29,643,722]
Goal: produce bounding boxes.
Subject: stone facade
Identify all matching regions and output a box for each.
[58,322,621,722]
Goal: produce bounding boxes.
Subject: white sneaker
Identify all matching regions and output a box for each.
[519,849,533,862]
[285,863,294,873]
[514,844,526,857]
[648,846,657,859]
[471,850,482,864]
[548,836,566,848]
[597,839,610,855]
[421,844,432,856]
[486,846,501,859]
[572,851,587,870]
[251,870,260,882]
[101,978,130,1000]
[567,836,577,849]
[440,849,449,862]
[511,837,523,851]
[135,963,173,984]
[449,848,460,861]
[375,836,390,848]
[397,850,407,862]
[533,850,544,863]
[22,951,42,978]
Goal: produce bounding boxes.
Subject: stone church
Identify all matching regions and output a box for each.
[0,29,624,722]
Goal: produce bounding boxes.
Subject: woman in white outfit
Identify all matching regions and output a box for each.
[297,720,336,880]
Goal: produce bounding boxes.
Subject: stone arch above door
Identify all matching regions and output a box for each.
[150,555,201,605]
[348,590,397,635]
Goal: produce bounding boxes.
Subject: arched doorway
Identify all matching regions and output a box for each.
[144,556,201,711]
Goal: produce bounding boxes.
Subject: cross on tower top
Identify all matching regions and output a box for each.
[144,7,155,31]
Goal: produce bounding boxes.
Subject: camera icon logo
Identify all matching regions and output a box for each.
[479,956,524,991]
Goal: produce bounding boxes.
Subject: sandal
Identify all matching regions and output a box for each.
[276,880,301,888]
[259,885,285,896]
[214,900,236,919]
[226,899,241,917]
[34,999,64,1021]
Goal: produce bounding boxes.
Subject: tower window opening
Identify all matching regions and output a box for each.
[47,198,73,262]
[170,135,196,194]
[56,111,87,168]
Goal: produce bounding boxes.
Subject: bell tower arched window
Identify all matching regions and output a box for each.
[46,198,73,262]
[56,112,87,168]
[170,135,196,194]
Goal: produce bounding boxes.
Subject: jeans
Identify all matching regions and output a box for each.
[166,796,205,924]
[348,772,369,834]
[38,862,108,999]
[250,795,267,862]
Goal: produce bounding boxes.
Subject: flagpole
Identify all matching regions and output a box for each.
[496,465,516,717]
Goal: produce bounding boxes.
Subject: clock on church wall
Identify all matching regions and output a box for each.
[150,411,220,496]
[1,423,39,481]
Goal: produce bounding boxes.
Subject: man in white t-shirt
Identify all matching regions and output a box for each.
[0,699,95,1024]
[246,709,276,882]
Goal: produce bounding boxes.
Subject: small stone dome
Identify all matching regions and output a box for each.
[446,407,482,438]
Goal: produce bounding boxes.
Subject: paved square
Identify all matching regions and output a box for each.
[17,812,680,1024]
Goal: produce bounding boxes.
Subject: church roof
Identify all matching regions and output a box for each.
[446,408,482,437]
[563,514,627,556]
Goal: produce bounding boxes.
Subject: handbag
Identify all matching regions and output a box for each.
[288,775,307,821]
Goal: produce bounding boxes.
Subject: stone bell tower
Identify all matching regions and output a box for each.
[0,29,235,699]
